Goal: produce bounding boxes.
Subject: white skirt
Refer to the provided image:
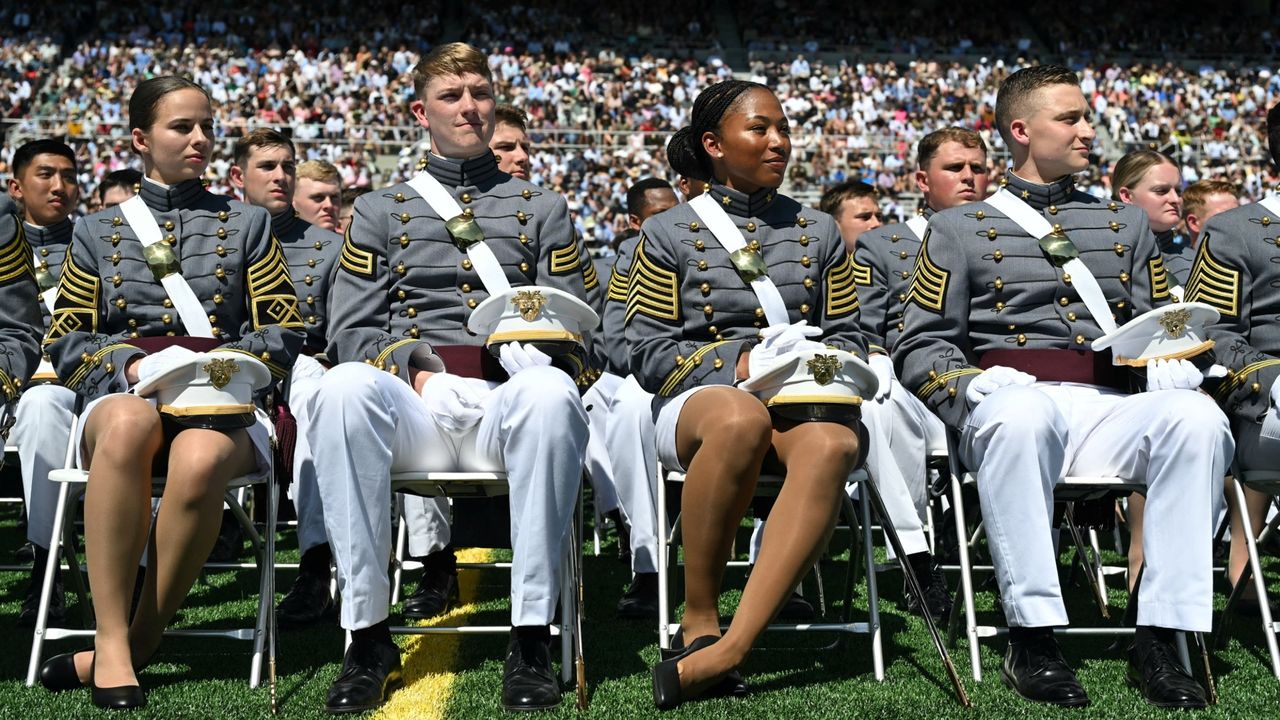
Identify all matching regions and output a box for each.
[654,384,725,473]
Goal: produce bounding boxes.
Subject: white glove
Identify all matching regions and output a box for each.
[1145,358,1204,392]
[869,354,895,402]
[135,346,197,387]
[421,372,484,433]
[497,342,553,377]
[965,365,1036,406]
[749,320,823,377]
[1271,376,1280,408]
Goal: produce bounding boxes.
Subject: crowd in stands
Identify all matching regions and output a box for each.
[3,0,1278,251]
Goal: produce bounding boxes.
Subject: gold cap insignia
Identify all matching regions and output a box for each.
[1158,307,1191,339]
[512,289,547,322]
[806,354,840,386]
[204,358,240,390]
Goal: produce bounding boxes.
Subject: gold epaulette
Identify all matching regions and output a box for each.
[906,236,947,313]
[626,237,679,323]
[1183,235,1240,317]
[825,254,859,318]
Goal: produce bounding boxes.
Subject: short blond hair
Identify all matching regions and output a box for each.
[296,160,341,184]
[1182,179,1238,218]
[413,42,491,99]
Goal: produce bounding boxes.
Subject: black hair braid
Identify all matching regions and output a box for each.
[676,80,769,181]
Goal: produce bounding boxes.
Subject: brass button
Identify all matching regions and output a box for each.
[898,292,907,301]
[948,387,958,397]
[516,211,528,223]
[1119,271,1130,282]
[803,277,814,289]
[165,330,176,337]
[215,268,226,279]
[986,228,997,240]
[388,363,398,375]
[714,358,724,370]
[395,192,406,202]
[129,330,139,338]
[694,239,705,251]
[700,282,711,295]
[307,315,317,324]
[519,233,529,245]
[703,304,713,314]
[208,314,218,324]
[105,362,115,373]
[1062,273,1072,285]
[708,326,718,335]
[975,210,986,220]
[890,234,900,243]
[112,273,122,287]
[39,248,48,257]
[715,334,724,342]
[467,299,478,309]
[399,213,411,223]
[306,295,315,305]
[461,284,472,293]
[521,189,532,200]
[114,297,126,309]
[395,263,406,276]
[261,351,271,361]
[167,235,177,246]
[1264,216,1273,227]
[519,261,530,272]
[675,355,685,366]
[303,274,313,285]
[461,193,472,203]
[111,232,121,244]
[462,208,473,217]
[162,298,173,308]
[112,216,122,226]
[111,252,121,264]
[1113,242,1124,254]
[308,259,317,268]
[745,222,756,232]
[697,260,708,271]
[755,308,765,318]
[398,290,407,299]
[1048,205,1058,215]
[1252,382,1263,394]
[400,233,410,247]
[1110,222,1120,234]
[1059,297,1070,306]
[162,313,172,324]
[406,307,417,318]
[1108,202,1118,212]
[898,251,908,259]
[993,250,1004,261]
[218,211,230,222]
[410,326,420,338]
[314,241,323,250]
[211,327,221,337]
[217,227,228,239]
[690,221,700,231]
[214,293,224,304]
[462,259,473,270]
[1117,301,1127,309]
[800,303,810,314]
[1067,311,1078,321]
[799,235,810,246]
[995,301,1005,310]
[801,256,811,267]
[216,245,227,256]
[1075,334,1085,345]
[748,239,760,251]
[797,217,809,228]
[1016,334,1027,346]
[994,277,1004,290]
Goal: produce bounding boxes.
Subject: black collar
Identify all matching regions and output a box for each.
[705,183,779,218]
[23,217,73,247]
[420,151,501,188]
[1002,172,1076,211]
[271,208,300,236]
[139,177,206,212]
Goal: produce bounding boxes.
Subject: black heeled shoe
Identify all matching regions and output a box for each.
[652,636,745,710]
[658,633,747,697]
[38,647,92,692]
[89,657,146,711]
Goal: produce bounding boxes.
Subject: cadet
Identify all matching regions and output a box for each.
[305,42,599,714]
[847,127,992,620]
[1112,150,1187,288]
[229,128,342,627]
[490,104,533,181]
[629,81,867,709]
[1186,101,1280,618]
[294,160,343,232]
[36,76,303,711]
[895,65,1231,709]
[7,139,80,628]
[97,168,143,209]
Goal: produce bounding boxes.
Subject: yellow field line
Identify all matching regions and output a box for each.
[372,547,495,720]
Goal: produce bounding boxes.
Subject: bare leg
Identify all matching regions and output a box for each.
[1226,477,1271,599]
[73,396,164,689]
[1126,492,1144,593]
[677,418,860,695]
[673,388,773,642]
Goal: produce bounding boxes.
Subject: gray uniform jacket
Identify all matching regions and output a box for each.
[327,152,601,387]
[894,173,1169,431]
[273,210,341,353]
[624,184,868,412]
[25,218,72,331]
[852,209,932,354]
[1158,231,1194,287]
[603,232,641,375]
[45,178,305,401]
[0,213,45,404]
[1186,198,1280,423]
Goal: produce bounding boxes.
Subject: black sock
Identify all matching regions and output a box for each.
[514,624,551,643]
[1135,625,1176,646]
[352,620,393,646]
[1008,626,1054,644]
[299,543,333,578]
[419,545,457,574]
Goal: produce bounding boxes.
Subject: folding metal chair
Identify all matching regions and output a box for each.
[942,430,1215,701]
[381,471,585,692]
[1217,465,1280,679]
[658,461,971,706]
[25,409,279,695]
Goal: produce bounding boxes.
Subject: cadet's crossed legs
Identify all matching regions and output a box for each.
[962,384,1230,631]
[308,362,588,631]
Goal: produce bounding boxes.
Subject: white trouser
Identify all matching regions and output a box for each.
[605,374,660,574]
[581,372,622,515]
[287,355,329,555]
[400,372,623,559]
[307,362,588,630]
[960,383,1231,632]
[883,378,947,520]
[10,384,77,548]
[748,396,929,561]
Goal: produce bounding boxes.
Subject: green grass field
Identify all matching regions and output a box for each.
[2,487,1279,720]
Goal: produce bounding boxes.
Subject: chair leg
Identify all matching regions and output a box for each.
[266,479,279,713]
[948,472,982,682]
[862,474,970,707]
[391,495,408,606]
[26,480,74,687]
[656,469,672,651]
[1224,478,1280,678]
[1063,503,1110,619]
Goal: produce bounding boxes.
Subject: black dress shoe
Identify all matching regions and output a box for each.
[1000,634,1090,707]
[776,591,815,621]
[616,573,659,620]
[325,638,403,714]
[402,568,458,620]
[652,635,745,710]
[18,574,64,629]
[502,629,561,711]
[15,541,35,564]
[91,683,146,711]
[277,570,335,629]
[658,634,747,697]
[905,565,953,622]
[1127,636,1208,709]
[39,648,90,692]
